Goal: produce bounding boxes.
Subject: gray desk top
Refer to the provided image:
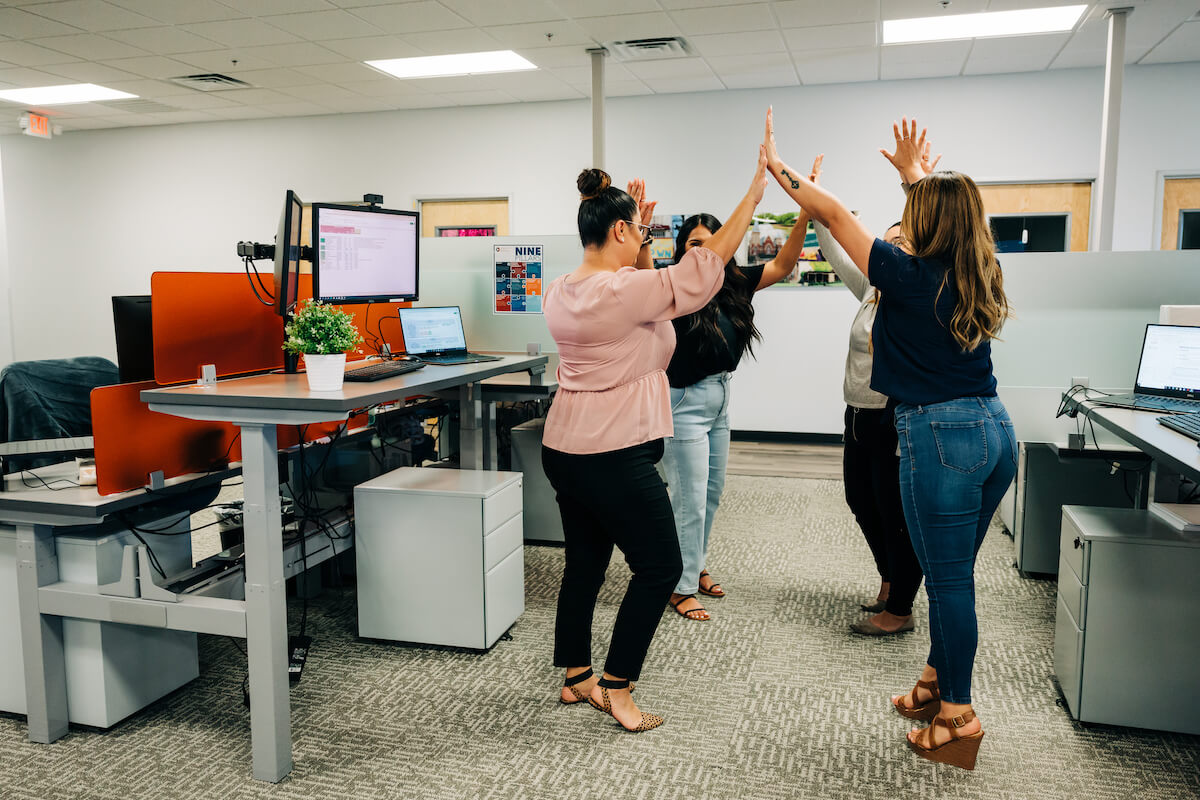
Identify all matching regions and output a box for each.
[479,354,559,400]
[1079,402,1200,483]
[142,354,548,414]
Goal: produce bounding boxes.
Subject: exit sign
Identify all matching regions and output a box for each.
[22,111,51,139]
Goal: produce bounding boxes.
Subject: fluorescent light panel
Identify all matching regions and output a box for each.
[0,83,137,105]
[366,50,536,79]
[883,5,1087,44]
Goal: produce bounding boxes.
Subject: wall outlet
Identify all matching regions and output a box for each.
[1071,376,1090,388]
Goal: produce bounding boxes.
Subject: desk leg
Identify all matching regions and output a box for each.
[459,382,484,470]
[482,400,497,470]
[16,523,68,743]
[239,422,293,782]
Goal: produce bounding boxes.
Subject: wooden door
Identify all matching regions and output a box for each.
[419,198,509,238]
[977,182,1092,252]
[1162,177,1200,250]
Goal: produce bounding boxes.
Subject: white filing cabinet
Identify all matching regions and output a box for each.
[354,467,524,649]
[0,514,199,728]
[1054,505,1200,734]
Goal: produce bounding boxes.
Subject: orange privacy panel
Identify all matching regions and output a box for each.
[92,381,240,496]
[152,272,285,384]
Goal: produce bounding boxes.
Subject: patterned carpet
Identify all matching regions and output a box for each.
[2,474,1198,800]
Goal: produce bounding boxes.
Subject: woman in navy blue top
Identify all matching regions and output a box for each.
[762,110,1014,771]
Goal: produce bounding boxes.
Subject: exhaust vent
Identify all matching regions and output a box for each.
[605,37,692,62]
[169,73,254,91]
[100,98,179,113]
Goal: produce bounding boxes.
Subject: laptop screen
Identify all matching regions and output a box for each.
[1134,324,1200,397]
[399,306,467,356]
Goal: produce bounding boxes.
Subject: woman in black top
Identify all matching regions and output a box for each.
[662,182,814,622]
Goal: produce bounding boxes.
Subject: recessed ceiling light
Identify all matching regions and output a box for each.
[0,83,138,105]
[366,50,537,79]
[883,5,1087,44]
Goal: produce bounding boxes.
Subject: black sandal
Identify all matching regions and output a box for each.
[590,677,663,732]
[669,593,709,621]
[560,667,594,705]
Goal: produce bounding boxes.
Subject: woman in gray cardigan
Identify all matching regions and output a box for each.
[816,213,924,636]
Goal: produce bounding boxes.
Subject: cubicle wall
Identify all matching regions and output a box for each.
[729,250,1200,440]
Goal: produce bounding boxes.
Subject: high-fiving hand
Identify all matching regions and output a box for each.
[880,117,940,182]
[626,178,656,226]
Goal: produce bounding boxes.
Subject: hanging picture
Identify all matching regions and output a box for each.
[494,244,543,314]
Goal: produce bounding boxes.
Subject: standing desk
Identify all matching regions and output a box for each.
[140,354,545,781]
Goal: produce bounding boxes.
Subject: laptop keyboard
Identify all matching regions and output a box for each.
[344,360,425,381]
[1158,411,1200,442]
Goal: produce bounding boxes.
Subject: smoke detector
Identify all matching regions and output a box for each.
[169,73,254,91]
[604,37,692,62]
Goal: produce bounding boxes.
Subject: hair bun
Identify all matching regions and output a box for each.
[577,168,611,200]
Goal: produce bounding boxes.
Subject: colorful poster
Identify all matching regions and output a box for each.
[494,244,543,314]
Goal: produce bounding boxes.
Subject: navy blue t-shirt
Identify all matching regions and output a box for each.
[867,238,997,406]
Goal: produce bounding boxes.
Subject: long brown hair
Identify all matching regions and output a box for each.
[901,172,1009,352]
[673,213,761,362]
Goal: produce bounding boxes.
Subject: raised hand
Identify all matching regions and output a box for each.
[809,153,824,186]
[748,145,769,205]
[880,117,927,184]
[920,140,942,175]
[627,178,656,225]
[763,106,781,168]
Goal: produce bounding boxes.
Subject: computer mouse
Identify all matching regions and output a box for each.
[397,355,420,361]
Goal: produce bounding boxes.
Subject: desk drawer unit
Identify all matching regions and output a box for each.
[354,467,524,649]
[1054,506,1200,734]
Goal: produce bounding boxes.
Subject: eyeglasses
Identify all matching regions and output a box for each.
[616,219,653,244]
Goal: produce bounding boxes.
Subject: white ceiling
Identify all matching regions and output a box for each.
[0,0,1196,134]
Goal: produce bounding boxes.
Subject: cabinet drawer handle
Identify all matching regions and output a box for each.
[1073,536,1082,550]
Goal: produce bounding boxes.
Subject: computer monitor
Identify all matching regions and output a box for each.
[112,295,155,383]
[311,203,419,304]
[274,189,304,317]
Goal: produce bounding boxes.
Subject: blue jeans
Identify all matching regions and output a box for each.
[662,372,731,596]
[894,396,1016,704]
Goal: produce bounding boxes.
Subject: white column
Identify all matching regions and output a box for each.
[588,48,607,170]
[1092,7,1132,251]
[0,144,14,367]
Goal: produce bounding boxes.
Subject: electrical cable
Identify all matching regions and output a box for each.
[244,256,275,306]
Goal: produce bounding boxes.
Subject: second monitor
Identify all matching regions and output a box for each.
[312,203,419,304]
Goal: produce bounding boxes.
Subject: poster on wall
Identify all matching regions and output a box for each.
[494,244,543,314]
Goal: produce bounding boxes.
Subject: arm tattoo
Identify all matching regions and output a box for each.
[780,169,800,189]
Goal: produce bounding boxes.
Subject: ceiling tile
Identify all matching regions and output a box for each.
[719,65,800,90]
[660,0,770,8]
[262,9,384,39]
[437,0,563,27]
[792,46,878,85]
[445,89,520,106]
[104,26,225,54]
[688,30,785,57]
[0,65,107,87]
[552,62,638,84]
[99,55,200,78]
[158,91,242,109]
[401,27,501,55]
[319,35,423,60]
[59,116,125,129]
[30,0,161,32]
[962,32,1069,76]
[515,44,594,69]
[349,2,474,34]
[384,94,455,109]
[670,4,776,36]
[213,87,299,104]
[0,40,82,66]
[180,49,279,71]
[773,0,880,27]
[554,0,661,15]
[625,57,717,80]
[482,20,595,49]
[180,19,302,48]
[41,61,142,83]
[708,52,798,88]
[221,67,313,88]
[574,13,683,43]
[206,105,280,119]
[29,33,149,61]
[880,40,971,80]
[103,77,201,97]
[251,42,347,67]
[1140,20,1200,64]
[0,9,82,39]
[280,83,360,103]
[292,61,386,82]
[504,82,584,102]
[334,78,433,97]
[105,0,247,25]
[638,75,725,93]
[784,22,877,52]
[882,0,988,19]
[215,0,334,14]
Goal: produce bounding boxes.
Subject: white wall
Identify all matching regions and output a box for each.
[1,62,1197,367]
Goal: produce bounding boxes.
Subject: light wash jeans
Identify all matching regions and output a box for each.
[894,395,1016,704]
[662,372,731,596]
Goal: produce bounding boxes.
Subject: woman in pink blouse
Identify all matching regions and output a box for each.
[547,151,767,732]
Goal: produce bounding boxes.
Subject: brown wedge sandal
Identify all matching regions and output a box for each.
[892,679,940,721]
[906,710,984,770]
[560,667,595,705]
[697,570,725,598]
[589,677,663,732]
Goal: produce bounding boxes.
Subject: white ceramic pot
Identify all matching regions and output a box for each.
[303,352,346,392]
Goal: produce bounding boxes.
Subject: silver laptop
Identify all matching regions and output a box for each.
[398,306,501,365]
[1093,324,1200,413]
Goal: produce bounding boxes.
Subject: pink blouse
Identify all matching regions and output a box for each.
[542,246,725,454]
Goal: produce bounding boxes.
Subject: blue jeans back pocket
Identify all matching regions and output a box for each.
[930,420,987,473]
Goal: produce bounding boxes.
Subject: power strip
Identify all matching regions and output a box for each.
[288,635,312,683]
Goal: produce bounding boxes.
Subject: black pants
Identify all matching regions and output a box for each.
[842,405,923,616]
[543,439,682,682]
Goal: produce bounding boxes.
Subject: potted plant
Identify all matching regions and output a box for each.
[283,300,364,391]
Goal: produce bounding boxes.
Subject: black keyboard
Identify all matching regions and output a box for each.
[1157,411,1200,442]
[343,359,425,382]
